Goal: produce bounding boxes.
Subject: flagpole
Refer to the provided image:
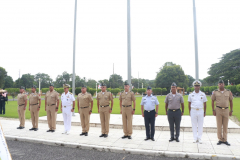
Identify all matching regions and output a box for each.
[127,0,132,90]
[193,0,199,80]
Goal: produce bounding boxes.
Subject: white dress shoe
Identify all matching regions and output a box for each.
[66,131,70,135]
[198,139,202,144]
[193,140,197,143]
[62,131,66,134]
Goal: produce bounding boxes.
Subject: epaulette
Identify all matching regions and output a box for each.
[121,91,124,93]
[62,92,64,94]
[226,89,230,91]
[214,89,218,91]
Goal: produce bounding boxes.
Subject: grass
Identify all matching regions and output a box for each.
[1,96,240,121]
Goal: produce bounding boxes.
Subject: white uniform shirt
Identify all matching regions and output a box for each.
[188,91,207,108]
[61,91,75,106]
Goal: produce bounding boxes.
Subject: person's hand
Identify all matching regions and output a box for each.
[155,113,158,117]
[109,109,112,113]
[181,112,183,116]
[28,107,30,111]
[120,110,122,114]
[71,109,74,112]
[142,113,144,117]
[229,111,232,116]
[204,112,206,117]
[132,110,135,115]
[166,112,167,115]
[89,111,92,115]
[213,110,216,116]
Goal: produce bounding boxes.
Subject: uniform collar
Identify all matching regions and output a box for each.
[146,94,152,97]
[218,88,226,92]
[193,90,201,94]
[81,92,87,95]
[64,91,69,95]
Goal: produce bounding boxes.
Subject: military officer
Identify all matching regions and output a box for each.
[77,85,93,136]
[165,82,184,142]
[45,83,59,132]
[0,89,8,115]
[211,80,233,146]
[97,83,113,138]
[141,86,159,141]
[29,85,41,131]
[188,80,207,143]
[61,84,75,135]
[119,81,136,139]
[17,86,27,129]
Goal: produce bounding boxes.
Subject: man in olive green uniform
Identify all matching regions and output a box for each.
[29,85,41,131]
[17,86,27,129]
[97,83,113,138]
[77,85,93,136]
[119,81,136,139]
[45,83,59,132]
[211,80,233,146]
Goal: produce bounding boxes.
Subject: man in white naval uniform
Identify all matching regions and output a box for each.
[61,84,75,135]
[188,80,207,143]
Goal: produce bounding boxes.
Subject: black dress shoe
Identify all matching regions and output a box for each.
[47,130,52,132]
[144,138,150,141]
[223,141,230,146]
[151,138,155,141]
[217,141,223,145]
[169,138,175,142]
[20,127,25,129]
[104,134,108,138]
[99,134,105,137]
[34,128,38,131]
[85,132,88,136]
[128,136,132,139]
[51,130,55,132]
[176,138,180,142]
[80,132,86,136]
[122,135,128,139]
[29,128,35,131]
[17,127,21,129]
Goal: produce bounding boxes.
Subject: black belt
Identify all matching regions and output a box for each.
[19,104,25,106]
[144,109,155,112]
[168,109,180,111]
[48,104,56,106]
[30,103,38,105]
[80,106,89,109]
[123,105,131,107]
[100,105,109,108]
[217,106,228,110]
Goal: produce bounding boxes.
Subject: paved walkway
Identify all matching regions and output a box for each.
[1,118,240,159]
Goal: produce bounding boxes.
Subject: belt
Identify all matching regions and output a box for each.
[191,107,203,110]
[217,106,228,110]
[168,109,180,112]
[144,109,155,112]
[100,105,109,108]
[48,104,56,106]
[19,104,25,106]
[123,105,131,107]
[80,106,89,109]
[63,105,71,108]
[30,103,38,105]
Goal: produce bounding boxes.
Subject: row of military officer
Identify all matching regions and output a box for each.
[16,79,233,145]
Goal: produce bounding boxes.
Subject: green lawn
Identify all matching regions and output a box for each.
[1,96,240,121]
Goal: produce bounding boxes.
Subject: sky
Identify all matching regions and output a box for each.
[0,0,240,82]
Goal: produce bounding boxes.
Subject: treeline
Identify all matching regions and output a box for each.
[187,85,240,95]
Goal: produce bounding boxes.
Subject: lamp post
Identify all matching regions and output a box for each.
[38,78,41,94]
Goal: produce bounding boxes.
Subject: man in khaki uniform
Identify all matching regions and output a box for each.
[211,80,233,146]
[45,83,59,132]
[77,85,93,136]
[97,83,113,138]
[119,81,136,139]
[17,86,27,129]
[29,85,41,131]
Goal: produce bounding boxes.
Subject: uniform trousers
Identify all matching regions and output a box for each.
[190,108,204,141]
[122,106,133,136]
[167,109,181,139]
[18,106,26,127]
[30,104,39,128]
[216,107,229,142]
[79,107,90,133]
[144,109,156,138]
[0,104,5,114]
[47,105,57,130]
[99,106,110,134]
[62,106,72,132]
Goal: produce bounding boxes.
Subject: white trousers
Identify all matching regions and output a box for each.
[190,109,204,141]
[62,106,72,132]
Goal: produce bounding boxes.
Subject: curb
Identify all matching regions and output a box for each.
[5,135,240,160]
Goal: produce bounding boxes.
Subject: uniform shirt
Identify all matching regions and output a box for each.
[46,90,59,106]
[140,94,159,111]
[77,92,93,107]
[61,91,75,106]
[188,91,207,108]
[119,91,136,105]
[17,93,27,106]
[0,94,8,106]
[211,89,233,107]
[29,92,41,105]
[164,93,184,109]
[97,91,113,106]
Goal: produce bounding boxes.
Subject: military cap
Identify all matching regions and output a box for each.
[171,82,177,87]
[218,79,224,84]
[147,86,152,90]
[193,80,202,86]
[49,83,54,87]
[101,83,106,86]
[32,85,37,89]
[20,86,25,90]
[63,84,70,88]
[124,81,129,85]
[81,84,87,88]
[0,89,6,93]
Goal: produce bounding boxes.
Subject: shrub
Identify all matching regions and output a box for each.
[111,88,120,98]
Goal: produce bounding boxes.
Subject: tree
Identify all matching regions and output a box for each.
[34,73,53,88]
[155,62,188,91]
[98,79,110,88]
[137,88,146,94]
[162,88,167,95]
[21,73,35,88]
[4,76,14,88]
[132,88,138,94]
[109,74,123,88]
[55,71,72,88]
[111,88,120,98]
[0,67,7,88]
[204,49,240,85]
[186,75,195,87]
[86,79,97,88]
